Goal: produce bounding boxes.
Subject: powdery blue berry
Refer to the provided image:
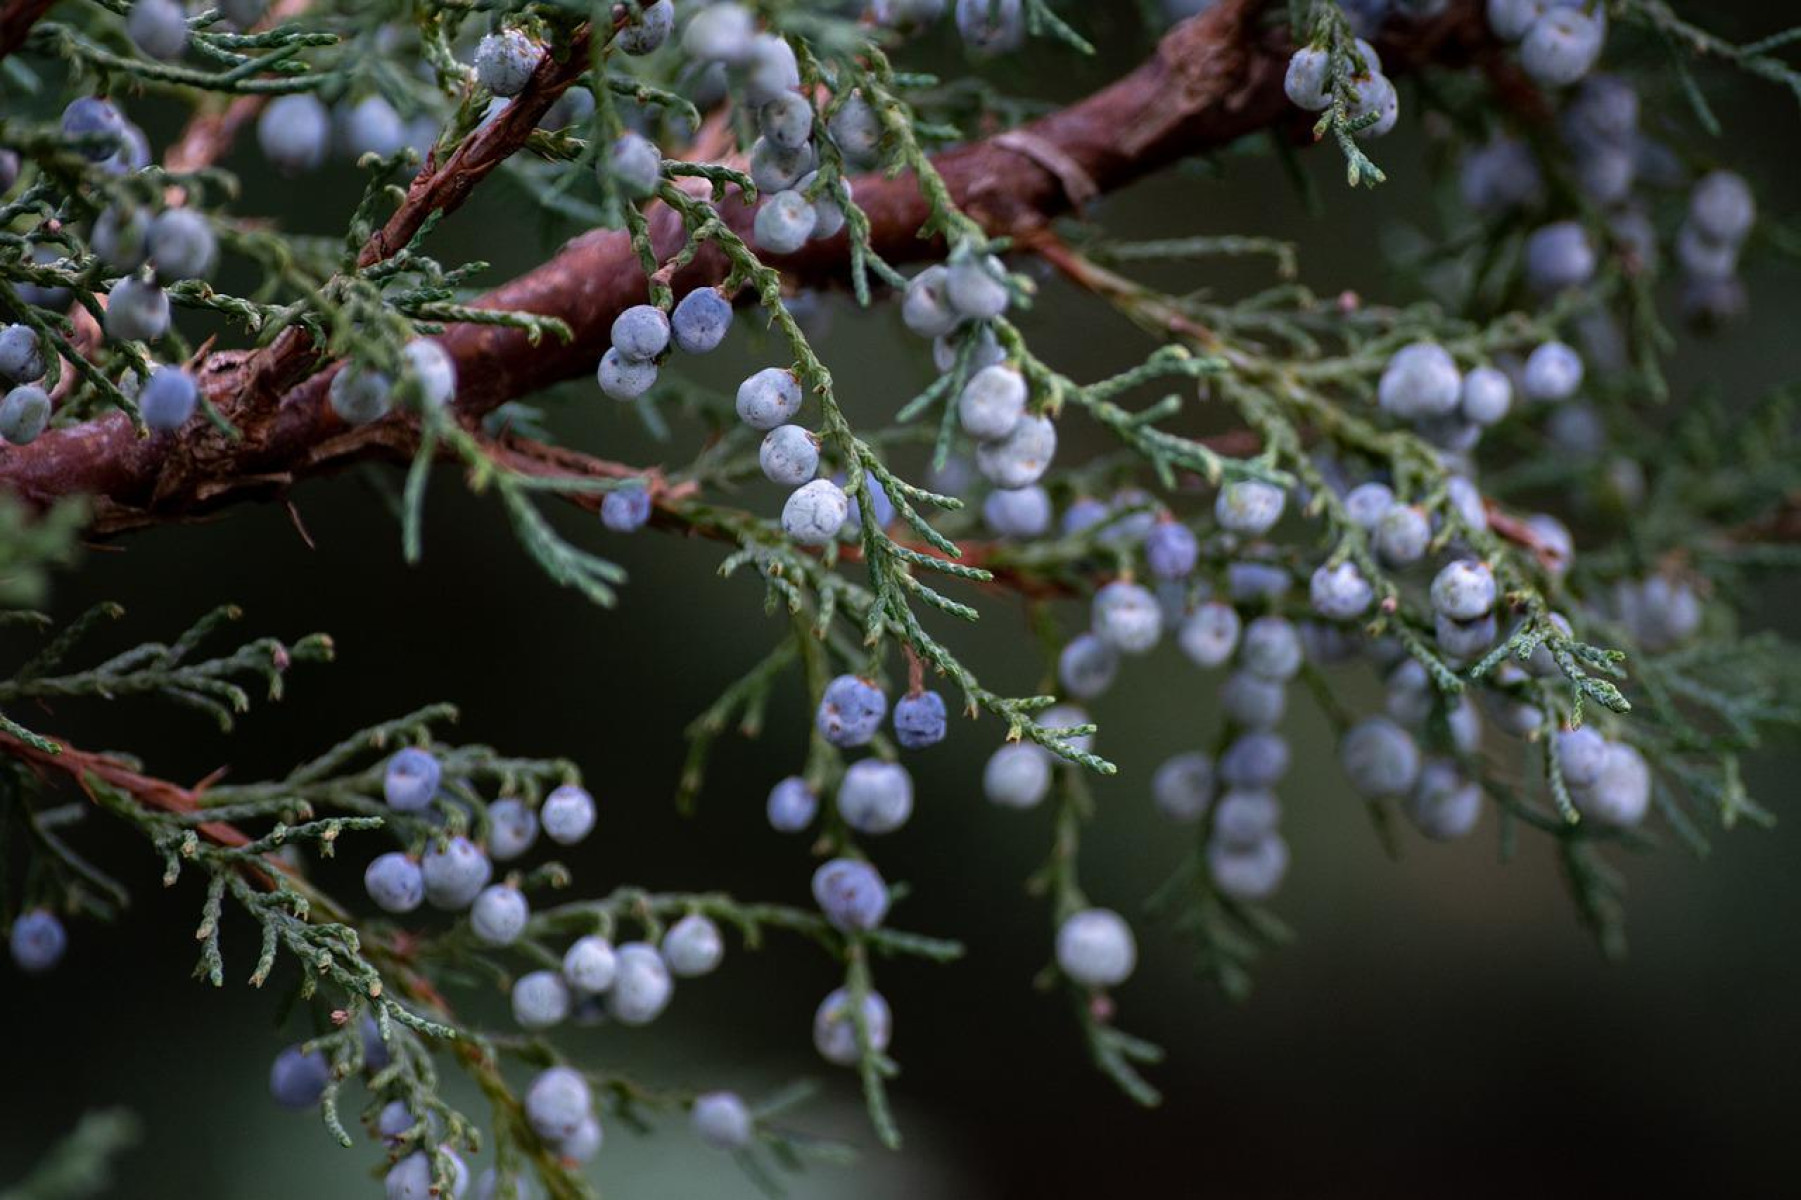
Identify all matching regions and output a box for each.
[1152,752,1215,823]
[1556,726,1607,788]
[364,852,425,914]
[758,424,819,486]
[783,478,849,545]
[1145,522,1199,581]
[1523,341,1583,402]
[386,1150,467,1200]
[1212,788,1282,847]
[683,2,755,63]
[128,0,189,61]
[736,367,803,431]
[955,0,1024,55]
[559,1116,602,1163]
[945,253,1009,320]
[1219,732,1290,790]
[893,690,948,749]
[475,29,543,97]
[1350,72,1400,138]
[740,33,801,107]
[755,189,818,254]
[760,91,815,150]
[692,1091,754,1150]
[611,305,670,361]
[607,132,662,198]
[1215,480,1285,536]
[329,365,393,425]
[0,324,47,383]
[975,414,1056,490]
[1178,602,1242,668]
[873,0,948,30]
[563,935,617,994]
[1430,559,1497,621]
[541,784,596,845]
[61,97,126,161]
[817,675,887,747]
[147,208,217,283]
[1374,504,1430,566]
[1459,136,1544,213]
[1055,908,1136,988]
[1520,7,1605,88]
[934,324,1005,376]
[1284,46,1332,110]
[901,266,959,338]
[662,913,724,977]
[1689,170,1754,245]
[1460,365,1513,425]
[9,910,66,973]
[140,365,197,432]
[377,1100,423,1145]
[600,483,653,532]
[813,986,891,1065]
[384,747,441,812]
[748,135,814,193]
[811,858,890,932]
[513,969,572,1030]
[765,776,818,832]
[983,742,1051,809]
[1435,611,1497,662]
[983,485,1050,538]
[1406,760,1483,840]
[1379,342,1462,419]
[1310,560,1375,620]
[486,799,538,862]
[270,1044,330,1109]
[836,759,913,834]
[258,93,330,174]
[401,338,457,408]
[827,90,882,161]
[473,1170,545,1200]
[1058,632,1119,700]
[1524,220,1596,294]
[597,347,657,401]
[1341,716,1422,798]
[422,836,492,910]
[1091,581,1161,655]
[958,364,1027,441]
[0,386,50,446]
[607,941,674,1025]
[1239,616,1302,681]
[339,95,407,161]
[525,1066,591,1141]
[671,287,734,354]
[1207,834,1290,900]
[617,0,675,55]
[471,884,530,947]
[1570,741,1649,827]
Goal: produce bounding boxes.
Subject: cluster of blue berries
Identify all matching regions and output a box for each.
[1487,0,1606,90]
[598,289,734,405]
[1283,36,1400,139]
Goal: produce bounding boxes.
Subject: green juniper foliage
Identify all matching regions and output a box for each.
[4,0,1801,1194]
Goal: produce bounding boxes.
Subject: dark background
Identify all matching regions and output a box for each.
[5,5,1801,1197]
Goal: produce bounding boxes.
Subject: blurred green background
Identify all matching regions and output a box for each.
[6,4,1801,1197]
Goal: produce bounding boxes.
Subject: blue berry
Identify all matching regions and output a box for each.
[1310,561,1375,620]
[1435,611,1497,662]
[559,1116,603,1163]
[983,485,1050,538]
[901,266,958,338]
[683,1,755,62]
[329,364,393,425]
[759,424,820,486]
[1211,788,1282,847]
[0,385,50,446]
[512,969,572,1030]
[661,913,724,977]
[1350,72,1399,138]
[140,365,198,432]
[893,690,948,749]
[1239,615,1302,681]
[1379,342,1462,419]
[1057,632,1119,700]
[766,776,818,833]
[147,209,217,283]
[384,747,441,812]
[386,1150,467,1200]
[471,884,530,947]
[1460,365,1513,425]
[812,858,890,932]
[692,1091,754,1149]
[1374,504,1430,566]
[538,86,595,131]
[842,474,894,533]
[1689,171,1754,245]
[526,1065,591,1141]
[1520,8,1604,88]
[827,90,881,162]
[421,836,492,910]
[258,94,330,174]
[736,367,803,431]
[597,347,657,401]
[1091,580,1162,655]
[671,287,734,354]
[401,339,457,408]
[817,675,887,747]
[1215,480,1285,536]
[364,852,425,914]
[955,0,1024,55]
[611,304,670,361]
[934,324,1004,375]
[836,759,913,833]
[1055,908,1136,987]
[1219,732,1290,789]
[608,941,674,1024]
[1178,602,1242,668]
[128,0,190,60]
[813,986,891,1065]
[755,189,817,254]
[1569,741,1649,827]
[541,784,596,845]
[1459,136,1543,214]
[0,324,47,383]
[1486,0,1553,42]
[782,479,849,546]
[983,742,1051,809]
[617,0,675,55]
[1430,559,1497,621]
[1152,752,1215,823]
[339,95,407,160]
[359,1012,390,1071]
[1524,220,1596,294]
[377,1100,422,1145]
[1207,833,1289,900]
[958,365,1027,440]
[1522,341,1583,402]
[475,29,543,97]
[749,136,814,193]
[61,98,126,161]
[1340,717,1421,798]
[945,253,1009,320]
[1145,521,1199,580]
[758,93,815,157]
[1284,46,1331,110]
[270,1044,330,1109]
[562,935,617,994]
[1556,726,1607,788]
[9,909,66,973]
[1406,760,1483,840]
[607,132,663,198]
[740,32,800,106]
[601,483,653,532]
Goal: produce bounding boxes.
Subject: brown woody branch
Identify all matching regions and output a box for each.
[0,0,1497,535]
[0,0,55,60]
